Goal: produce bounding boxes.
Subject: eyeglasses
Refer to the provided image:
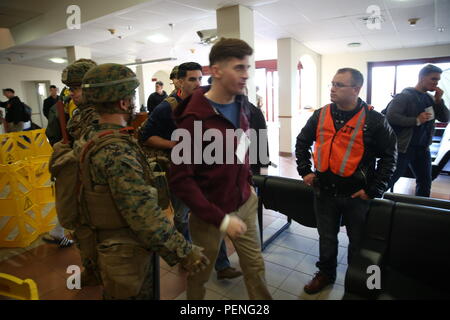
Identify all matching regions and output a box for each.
[329,82,355,89]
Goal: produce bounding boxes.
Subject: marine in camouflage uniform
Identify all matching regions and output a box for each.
[64,60,99,141]
[58,60,104,287]
[77,63,209,300]
[45,60,98,145]
[45,60,102,285]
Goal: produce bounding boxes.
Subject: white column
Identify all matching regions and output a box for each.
[135,59,146,111]
[216,5,256,104]
[277,38,298,155]
[66,46,92,63]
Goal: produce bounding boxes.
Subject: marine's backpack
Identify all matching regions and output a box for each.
[48,127,171,231]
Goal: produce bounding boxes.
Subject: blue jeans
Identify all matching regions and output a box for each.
[314,193,369,280]
[170,194,231,271]
[390,145,432,197]
[214,240,231,272]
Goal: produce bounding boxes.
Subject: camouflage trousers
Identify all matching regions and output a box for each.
[102,255,156,300]
[73,225,103,287]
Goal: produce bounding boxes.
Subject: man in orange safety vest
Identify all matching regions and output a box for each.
[295,68,397,294]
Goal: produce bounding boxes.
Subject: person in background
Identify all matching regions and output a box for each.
[147,81,167,115]
[0,88,28,132]
[43,85,60,120]
[386,64,449,197]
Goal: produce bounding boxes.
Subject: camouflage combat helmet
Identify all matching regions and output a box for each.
[170,65,179,80]
[74,58,97,66]
[61,61,97,87]
[81,63,139,104]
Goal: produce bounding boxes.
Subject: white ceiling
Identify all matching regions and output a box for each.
[0,0,449,70]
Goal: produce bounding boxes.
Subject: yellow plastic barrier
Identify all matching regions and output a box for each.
[0,156,56,247]
[0,129,56,248]
[0,129,52,165]
[0,273,39,300]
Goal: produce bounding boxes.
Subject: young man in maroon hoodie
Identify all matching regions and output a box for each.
[169,38,272,300]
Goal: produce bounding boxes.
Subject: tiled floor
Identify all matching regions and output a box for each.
[173,214,348,301]
[1,154,449,300]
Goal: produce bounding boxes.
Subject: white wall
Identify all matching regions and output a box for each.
[0,64,63,104]
[321,44,450,107]
[142,62,174,106]
[293,40,321,153]
[152,70,171,94]
[0,63,63,127]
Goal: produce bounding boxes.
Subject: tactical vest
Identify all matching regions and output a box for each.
[78,128,170,299]
[314,104,371,177]
[79,127,170,231]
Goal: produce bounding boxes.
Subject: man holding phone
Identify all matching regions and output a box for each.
[387,64,449,197]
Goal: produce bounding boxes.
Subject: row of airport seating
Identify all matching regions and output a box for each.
[253,175,450,300]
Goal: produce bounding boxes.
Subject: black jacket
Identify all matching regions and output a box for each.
[0,96,26,124]
[295,99,397,199]
[246,99,270,174]
[147,91,168,114]
[43,96,60,119]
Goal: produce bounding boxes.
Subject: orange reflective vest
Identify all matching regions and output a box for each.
[314,104,369,177]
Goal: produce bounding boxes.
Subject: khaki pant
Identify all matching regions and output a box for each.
[187,189,272,300]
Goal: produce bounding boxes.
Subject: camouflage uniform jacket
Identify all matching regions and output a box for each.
[67,104,99,141]
[74,122,192,266]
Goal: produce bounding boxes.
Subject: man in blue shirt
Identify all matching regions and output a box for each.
[387,64,449,197]
[139,62,243,280]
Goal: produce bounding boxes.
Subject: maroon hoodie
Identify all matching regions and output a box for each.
[169,86,253,228]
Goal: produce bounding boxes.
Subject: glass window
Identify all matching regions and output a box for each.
[370,66,395,112]
[368,57,450,110]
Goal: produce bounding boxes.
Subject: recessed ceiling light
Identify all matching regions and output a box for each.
[49,58,67,64]
[438,26,445,32]
[147,34,170,43]
[347,42,362,48]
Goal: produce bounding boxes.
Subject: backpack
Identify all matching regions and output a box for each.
[22,103,32,122]
[48,128,171,230]
[136,96,179,172]
[49,141,80,230]
[380,93,398,115]
[380,93,417,135]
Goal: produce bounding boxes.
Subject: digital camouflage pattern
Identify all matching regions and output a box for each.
[61,61,97,87]
[74,58,97,65]
[82,63,140,104]
[67,105,99,141]
[46,62,97,144]
[63,61,99,140]
[74,123,192,299]
[76,63,195,299]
